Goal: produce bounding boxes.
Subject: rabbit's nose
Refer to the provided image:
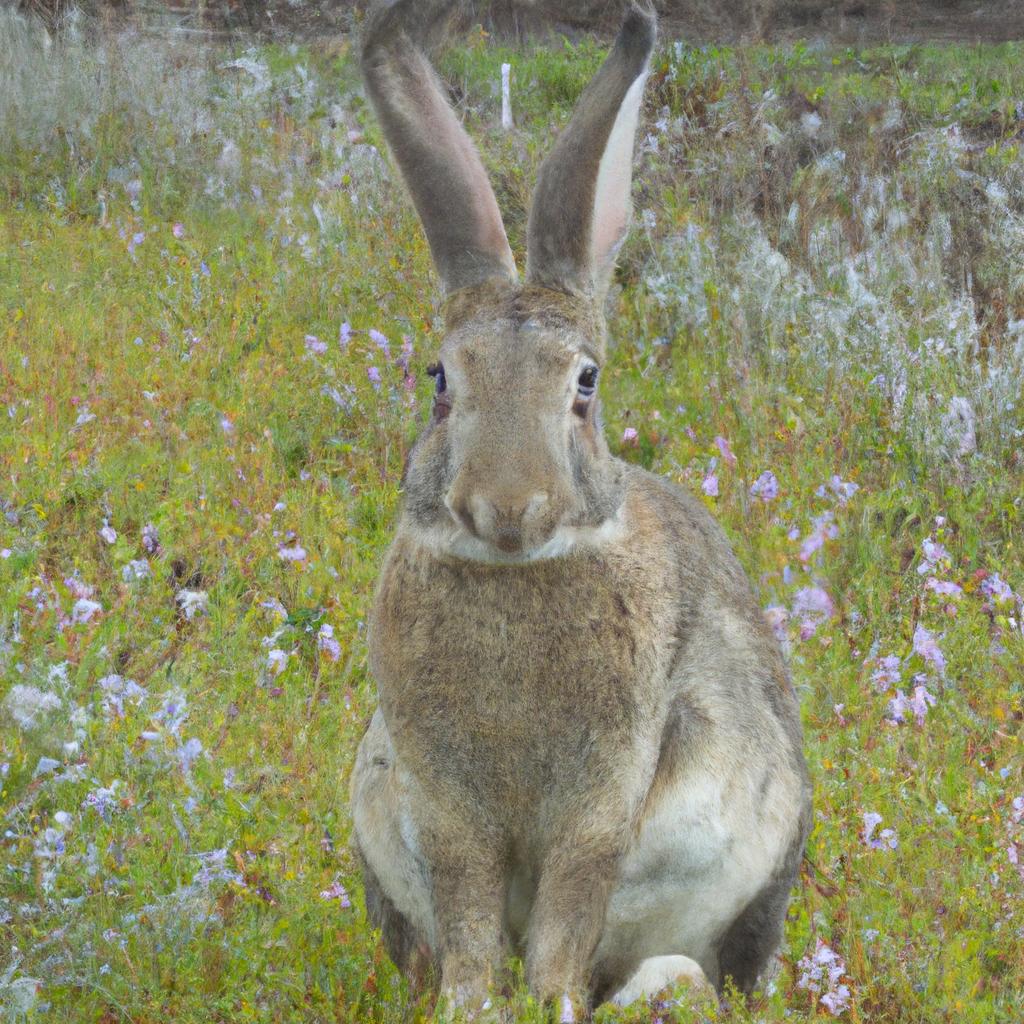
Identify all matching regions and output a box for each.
[447,490,551,554]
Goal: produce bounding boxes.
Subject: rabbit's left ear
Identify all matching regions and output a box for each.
[526,3,655,303]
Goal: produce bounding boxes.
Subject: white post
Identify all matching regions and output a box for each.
[501,62,512,130]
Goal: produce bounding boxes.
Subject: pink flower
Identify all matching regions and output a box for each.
[701,472,719,497]
[714,435,737,466]
[622,426,638,443]
[750,470,779,502]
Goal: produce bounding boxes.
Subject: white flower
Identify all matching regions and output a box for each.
[176,590,209,620]
[4,685,61,729]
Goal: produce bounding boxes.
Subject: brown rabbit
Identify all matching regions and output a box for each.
[350,0,812,1013]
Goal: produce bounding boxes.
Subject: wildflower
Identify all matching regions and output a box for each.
[122,559,151,583]
[267,649,289,676]
[99,674,146,718]
[559,995,575,1024]
[339,321,352,347]
[925,578,962,598]
[71,598,102,624]
[796,940,848,1015]
[278,543,307,562]
[792,586,835,639]
[369,329,390,358]
[304,334,327,355]
[99,522,117,545]
[399,335,414,371]
[909,681,937,725]
[220,415,234,435]
[861,811,897,850]
[799,511,838,564]
[871,654,901,691]
[177,737,204,773]
[714,435,737,466]
[981,573,1015,605]
[176,590,209,620]
[750,470,779,502]
[319,879,352,907]
[367,366,382,390]
[912,623,945,674]
[200,261,211,277]
[1,548,10,558]
[701,471,719,497]
[141,523,160,554]
[82,781,122,822]
[917,536,951,576]
[827,475,859,505]
[4,685,61,729]
[622,426,638,443]
[172,223,185,239]
[318,623,341,661]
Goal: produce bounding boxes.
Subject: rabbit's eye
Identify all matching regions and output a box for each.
[427,362,447,394]
[577,364,598,398]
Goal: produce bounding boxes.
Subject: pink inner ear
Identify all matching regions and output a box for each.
[590,72,647,278]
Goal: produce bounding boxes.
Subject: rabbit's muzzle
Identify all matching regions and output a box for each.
[445,482,565,556]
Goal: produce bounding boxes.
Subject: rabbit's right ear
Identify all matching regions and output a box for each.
[361,0,517,295]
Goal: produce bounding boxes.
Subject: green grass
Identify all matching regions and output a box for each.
[1,16,1022,1023]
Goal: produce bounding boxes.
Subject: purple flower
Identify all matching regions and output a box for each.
[369,329,390,358]
[982,573,1016,605]
[828,475,859,505]
[871,654,901,691]
[821,985,852,1016]
[701,471,719,497]
[318,623,341,662]
[910,681,937,725]
[100,522,117,545]
[792,586,835,639]
[912,623,946,674]
[142,523,160,554]
[319,879,351,908]
[305,334,328,355]
[172,223,185,239]
[339,321,352,348]
[750,470,779,502]
[200,261,211,278]
[278,544,307,562]
[862,811,897,850]
[917,536,951,576]
[367,365,381,390]
[714,435,737,466]
[267,649,289,676]
[925,578,962,598]
[71,598,102,624]
[799,511,838,564]
[622,426,638,443]
[399,335,414,371]
[889,689,910,723]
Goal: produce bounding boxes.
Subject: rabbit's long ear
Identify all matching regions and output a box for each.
[361,0,516,294]
[526,3,655,301]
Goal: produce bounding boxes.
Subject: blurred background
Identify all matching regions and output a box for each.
[11,0,1024,42]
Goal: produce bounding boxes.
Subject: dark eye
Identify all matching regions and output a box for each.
[577,364,598,398]
[427,362,446,394]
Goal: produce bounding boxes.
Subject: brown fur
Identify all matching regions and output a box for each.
[351,0,811,1012]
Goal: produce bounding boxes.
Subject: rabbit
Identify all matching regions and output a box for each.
[350,0,812,1014]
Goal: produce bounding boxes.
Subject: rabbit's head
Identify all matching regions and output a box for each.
[362,1,655,561]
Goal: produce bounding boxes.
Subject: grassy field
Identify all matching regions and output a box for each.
[1,10,1023,1022]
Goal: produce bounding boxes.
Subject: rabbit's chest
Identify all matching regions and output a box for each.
[370,538,679,788]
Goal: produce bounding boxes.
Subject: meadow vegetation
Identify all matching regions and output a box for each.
[0,8,1022,1021]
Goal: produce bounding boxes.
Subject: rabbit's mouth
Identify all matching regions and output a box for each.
[411,508,627,565]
